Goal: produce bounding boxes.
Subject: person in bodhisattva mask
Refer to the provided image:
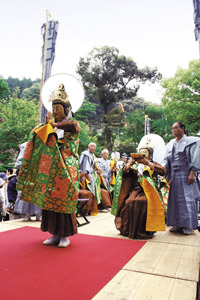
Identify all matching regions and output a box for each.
[17,84,81,247]
[111,141,166,240]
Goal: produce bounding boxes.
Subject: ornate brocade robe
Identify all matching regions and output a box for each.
[17,120,80,214]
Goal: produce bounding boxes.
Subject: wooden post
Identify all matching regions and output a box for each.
[38,10,50,124]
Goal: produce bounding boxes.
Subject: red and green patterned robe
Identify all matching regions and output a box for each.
[17,119,80,214]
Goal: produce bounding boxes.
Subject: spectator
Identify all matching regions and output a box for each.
[6,168,16,181]
[0,178,6,220]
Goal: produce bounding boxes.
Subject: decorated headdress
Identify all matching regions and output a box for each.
[138,138,155,160]
[41,73,85,114]
[49,84,71,107]
[48,83,73,117]
[138,134,166,164]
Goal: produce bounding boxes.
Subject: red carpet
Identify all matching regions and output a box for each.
[0,227,145,300]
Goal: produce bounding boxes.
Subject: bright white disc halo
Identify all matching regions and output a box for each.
[138,134,166,164]
[41,73,85,113]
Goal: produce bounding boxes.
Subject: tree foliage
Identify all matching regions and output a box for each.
[2,77,40,100]
[77,46,162,114]
[101,107,125,150]
[0,78,9,99]
[2,55,200,163]
[77,46,162,150]
[118,109,145,154]
[78,121,102,156]
[21,82,41,102]
[76,97,97,123]
[145,104,174,142]
[161,60,200,134]
[0,94,38,164]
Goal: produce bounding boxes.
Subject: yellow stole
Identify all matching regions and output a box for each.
[140,168,165,231]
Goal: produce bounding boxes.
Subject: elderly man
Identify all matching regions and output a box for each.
[80,143,98,195]
[164,121,200,235]
[98,149,112,191]
[79,143,101,214]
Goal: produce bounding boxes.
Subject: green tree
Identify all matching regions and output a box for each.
[76,97,97,124]
[78,121,102,157]
[77,46,162,147]
[161,60,200,134]
[21,82,41,102]
[0,78,9,99]
[145,104,173,142]
[3,77,40,99]
[101,107,125,150]
[0,94,38,164]
[77,46,161,114]
[122,96,148,114]
[117,109,146,154]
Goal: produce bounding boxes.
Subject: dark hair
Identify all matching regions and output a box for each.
[60,102,71,116]
[7,167,13,174]
[184,129,188,136]
[177,121,185,132]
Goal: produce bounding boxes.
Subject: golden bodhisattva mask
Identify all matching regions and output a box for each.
[49,84,72,120]
[52,104,66,122]
[139,148,149,159]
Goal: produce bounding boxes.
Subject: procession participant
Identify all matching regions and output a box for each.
[97,149,112,211]
[118,153,128,169]
[14,143,42,221]
[17,84,81,247]
[112,136,166,239]
[79,142,101,215]
[0,178,6,221]
[98,149,112,191]
[109,151,120,192]
[0,173,8,218]
[164,121,200,235]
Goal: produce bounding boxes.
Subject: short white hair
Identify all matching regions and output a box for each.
[101,149,109,155]
[88,142,96,147]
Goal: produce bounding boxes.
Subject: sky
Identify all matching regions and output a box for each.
[0,0,199,103]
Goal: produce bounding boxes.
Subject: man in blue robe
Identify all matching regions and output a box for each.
[164,122,200,235]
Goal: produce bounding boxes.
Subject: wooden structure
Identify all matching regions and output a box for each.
[0,213,199,299]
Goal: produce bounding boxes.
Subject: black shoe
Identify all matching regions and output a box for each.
[169,226,183,233]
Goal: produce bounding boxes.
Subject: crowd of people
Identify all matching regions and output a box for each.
[0,167,42,222]
[0,144,128,222]
[1,84,200,248]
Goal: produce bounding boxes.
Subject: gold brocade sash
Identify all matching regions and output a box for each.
[79,176,99,216]
[35,124,56,144]
[80,178,90,189]
[110,159,116,185]
[140,168,166,232]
